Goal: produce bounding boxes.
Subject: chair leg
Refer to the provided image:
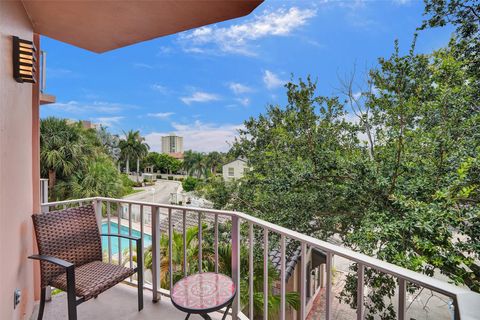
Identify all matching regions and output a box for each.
[138,269,144,311]
[37,287,46,320]
[66,267,77,320]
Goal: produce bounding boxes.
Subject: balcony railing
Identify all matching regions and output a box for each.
[40,197,480,320]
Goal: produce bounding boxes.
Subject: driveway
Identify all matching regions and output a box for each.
[124,179,181,204]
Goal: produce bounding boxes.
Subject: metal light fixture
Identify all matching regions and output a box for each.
[12,36,36,83]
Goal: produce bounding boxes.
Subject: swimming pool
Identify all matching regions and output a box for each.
[101,222,152,255]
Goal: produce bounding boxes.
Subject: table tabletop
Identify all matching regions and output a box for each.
[171,272,236,313]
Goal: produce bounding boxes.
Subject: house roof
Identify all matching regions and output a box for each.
[169,152,184,160]
[222,157,247,167]
[21,0,263,53]
[269,245,326,282]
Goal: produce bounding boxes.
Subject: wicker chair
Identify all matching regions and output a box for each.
[29,205,143,320]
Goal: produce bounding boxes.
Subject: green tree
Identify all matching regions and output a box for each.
[206,151,224,175]
[142,152,182,174]
[119,130,149,175]
[218,45,479,317]
[55,154,124,199]
[40,117,88,195]
[41,117,135,201]
[183,150,206,178]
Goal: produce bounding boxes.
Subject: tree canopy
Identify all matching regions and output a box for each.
[200,2,480,316]
[40,118,134,200]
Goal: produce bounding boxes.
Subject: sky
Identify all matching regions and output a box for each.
[40,0,454,152]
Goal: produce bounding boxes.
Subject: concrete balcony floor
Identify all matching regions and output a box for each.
[31,284,229,320]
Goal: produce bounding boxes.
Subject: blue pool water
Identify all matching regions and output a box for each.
[101,222,152,255]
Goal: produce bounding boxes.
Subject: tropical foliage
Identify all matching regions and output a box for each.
[142,224,299,318]
[182,150,231,178]
[141,151,181,174]
[182,176,199,192]
[40,117,134,200]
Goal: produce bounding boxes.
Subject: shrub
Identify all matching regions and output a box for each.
[168,176,174,180]
[182,176,198,192]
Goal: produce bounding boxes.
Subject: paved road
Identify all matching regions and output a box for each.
[124,180,181,204]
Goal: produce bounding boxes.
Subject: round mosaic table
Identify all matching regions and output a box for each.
[171,272,236,320]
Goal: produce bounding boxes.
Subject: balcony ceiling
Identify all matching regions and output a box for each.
[21,0,263,53]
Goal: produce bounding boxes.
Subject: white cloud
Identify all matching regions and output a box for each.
[145,121,242,152]
[180,91,220,105]
[263,70,286,90]
[147,112,174,119]
[158,46,173,55]
[44,100,129,114]
[94,116,124,128]
[178,7,317,56]
[229,82,253,94]
[133,63,154,69]
[151,84,169,94]
[353,91,362,100]
[46,67,78,79]
[236,97,250,107]
[393,0,411,4]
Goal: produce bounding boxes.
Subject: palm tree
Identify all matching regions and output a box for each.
[40,117,87,194]
[119,130,149,175]
[214,243,300,319]
[97,126,121,170]
[55,154,124,199]
[183,150,206,178]
[206,151,223,175]
[143,224,211,289]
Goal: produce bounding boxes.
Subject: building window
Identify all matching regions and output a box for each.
[243,167,249,175]
[228,167,234,177]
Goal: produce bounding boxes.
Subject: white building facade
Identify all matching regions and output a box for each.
[222,158,249,180]
[161,134,184,154]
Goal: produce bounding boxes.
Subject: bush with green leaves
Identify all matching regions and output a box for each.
[182,176,199,192]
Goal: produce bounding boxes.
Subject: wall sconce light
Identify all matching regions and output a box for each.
[13,36,36,83]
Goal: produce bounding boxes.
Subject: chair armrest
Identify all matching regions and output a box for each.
[100,233,141,242]
[28,254,74,269]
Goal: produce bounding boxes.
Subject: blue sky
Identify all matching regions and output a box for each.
[40,0,454,152]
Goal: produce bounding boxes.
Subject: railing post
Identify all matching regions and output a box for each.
[326,252,333,320]
[152,206,161,302]
[249,223,255,320]
[357,263,364,320]
[183,210,187,277]
[280,234,286,320]
[263,228,269,320]
[231,215,241,320]
[214,214,219,274]
[198,212,203,273]
[300,242,307,320]
[398,278,406,320]
[168,208,173,288]
[107,202,112,264]
[95,199,102,232]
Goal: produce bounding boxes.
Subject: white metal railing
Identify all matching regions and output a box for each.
[40,196,480,320]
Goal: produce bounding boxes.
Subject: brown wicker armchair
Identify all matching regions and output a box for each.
[29,205,143,320]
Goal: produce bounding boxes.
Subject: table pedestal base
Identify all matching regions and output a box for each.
[184,303,231,320]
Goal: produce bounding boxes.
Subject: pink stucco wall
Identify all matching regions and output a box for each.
[0,1,36,319]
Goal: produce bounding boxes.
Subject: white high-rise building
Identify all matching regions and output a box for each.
[161,134,184,154]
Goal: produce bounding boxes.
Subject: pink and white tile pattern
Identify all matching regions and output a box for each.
[171,272,235,311]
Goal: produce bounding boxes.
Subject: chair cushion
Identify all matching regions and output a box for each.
[51,261,135,301]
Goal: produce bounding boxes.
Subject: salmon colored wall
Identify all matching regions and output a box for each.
[0,1,36,319]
